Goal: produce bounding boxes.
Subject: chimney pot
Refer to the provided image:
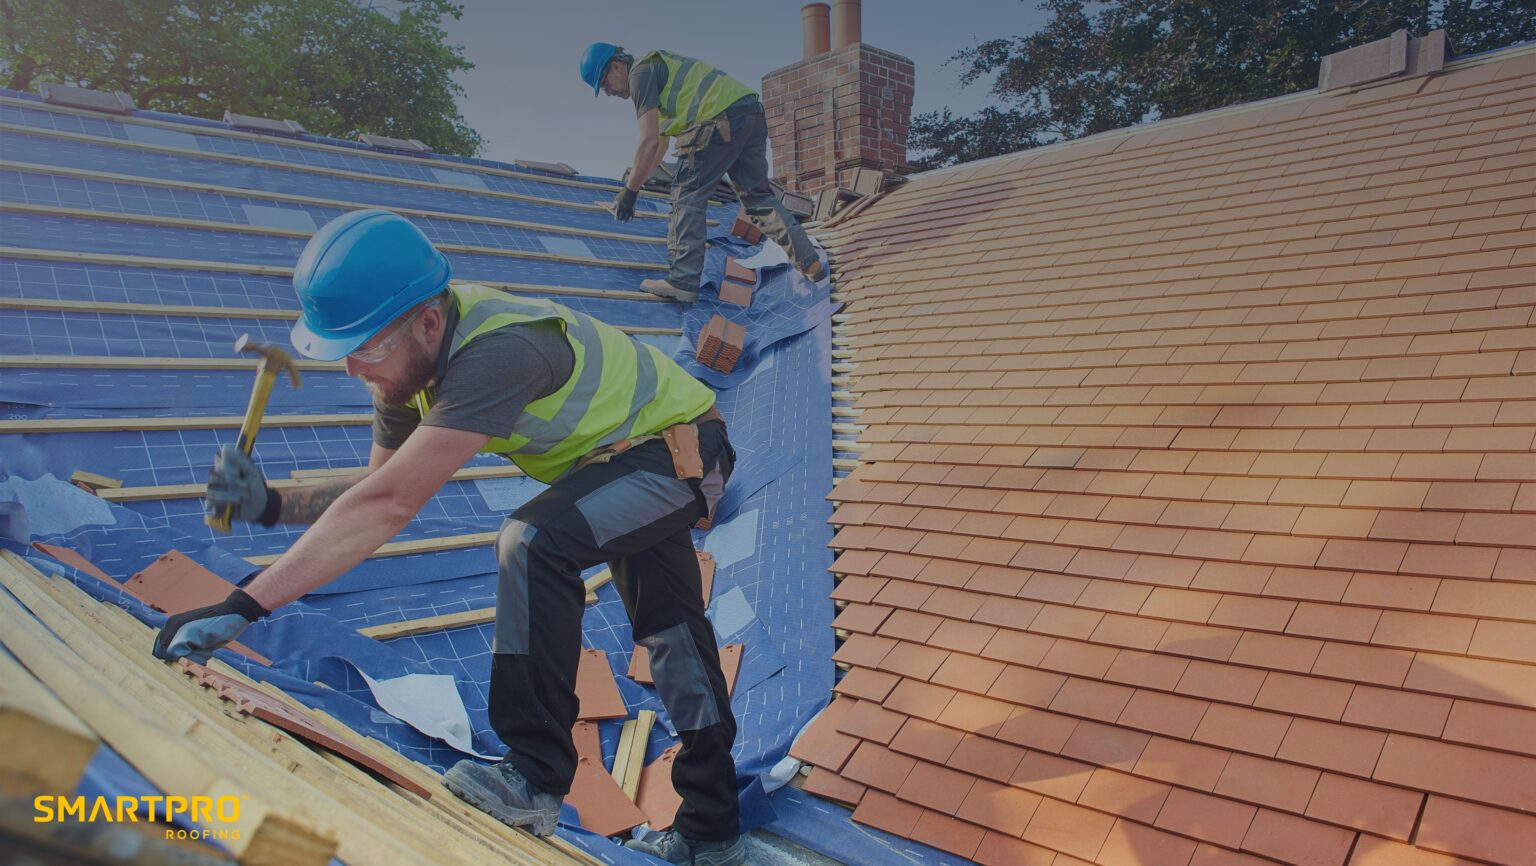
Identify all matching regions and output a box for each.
[831,0,861,49]
[802,3,830,59]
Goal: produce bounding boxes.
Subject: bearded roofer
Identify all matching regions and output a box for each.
[581,41,824,303]
[152,209,747,866]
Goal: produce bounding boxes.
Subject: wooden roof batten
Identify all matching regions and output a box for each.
[803,33,1536,866]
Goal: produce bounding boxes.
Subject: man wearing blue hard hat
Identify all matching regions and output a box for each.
[153,209,746,866]
[580,41,824,303]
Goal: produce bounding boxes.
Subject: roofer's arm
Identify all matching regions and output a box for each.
[203,439,399,526]
[154,425,490,662]
[266,441,399,523]
[613,107,668,222]
[629,107,668,189]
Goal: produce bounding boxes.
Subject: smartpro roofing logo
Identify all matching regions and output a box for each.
[34,795,243,841]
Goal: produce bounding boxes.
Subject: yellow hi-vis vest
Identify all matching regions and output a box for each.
[411,284,716,483]
[639,49,757,137]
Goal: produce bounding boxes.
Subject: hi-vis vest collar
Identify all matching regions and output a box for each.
[410,284,715,483]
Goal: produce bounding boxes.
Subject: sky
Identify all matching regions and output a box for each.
[435,1,1050,179]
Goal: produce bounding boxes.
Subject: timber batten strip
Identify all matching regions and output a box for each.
[0,354,344,371]
[100,465,525,503]
[0,297,681,337]
[0,203,665,272]
[246,531,498,567]
[0,247,669,302]
[0,413,369,434]
[357,570,613,639]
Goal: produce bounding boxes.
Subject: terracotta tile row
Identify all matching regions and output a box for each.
[833,616,1528,790]
[821,703,1380,866]
[812,673,1511,864]
[835,591,1536,750]
[831,527,1532,641]
[831,496,1536,583]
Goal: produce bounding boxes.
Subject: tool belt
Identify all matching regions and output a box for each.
[569,406,727,528]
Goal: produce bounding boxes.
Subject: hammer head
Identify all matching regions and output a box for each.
[234,334,303,388]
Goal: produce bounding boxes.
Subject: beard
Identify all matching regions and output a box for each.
[364,337,437,406]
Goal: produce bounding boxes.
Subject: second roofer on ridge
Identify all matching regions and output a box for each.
[581,41,825,303]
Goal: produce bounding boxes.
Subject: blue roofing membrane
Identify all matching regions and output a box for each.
[0,88,929,863]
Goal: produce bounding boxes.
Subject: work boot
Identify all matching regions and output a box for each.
[641,278,700,303]
[443,759,562,836]
[625,830,746,866]
[796,257,826,282]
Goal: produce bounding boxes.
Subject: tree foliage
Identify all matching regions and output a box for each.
[0,0,482,155]
[909,0,1536,169]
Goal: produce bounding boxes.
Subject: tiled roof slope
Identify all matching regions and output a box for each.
[801,46,1536,866]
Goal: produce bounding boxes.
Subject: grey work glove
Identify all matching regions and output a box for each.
[612,187,638,222]
[205,444,277,524]
[152,587,270,663]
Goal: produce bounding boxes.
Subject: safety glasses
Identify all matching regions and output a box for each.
[348,305,427,364]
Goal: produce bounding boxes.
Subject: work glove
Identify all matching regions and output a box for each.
[612,187,638,223]
[205,444,277,524]
[152,587,270,663]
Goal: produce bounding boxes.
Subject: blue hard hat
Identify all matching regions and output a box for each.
[290,209,451,361]
[580,42,621,96]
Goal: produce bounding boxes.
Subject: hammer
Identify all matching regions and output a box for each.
[205,335,302,533]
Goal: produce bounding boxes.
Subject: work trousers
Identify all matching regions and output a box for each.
[487,420,740,841]
[665,101,818,292]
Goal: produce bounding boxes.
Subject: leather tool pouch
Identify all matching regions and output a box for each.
[661,424,704,481]
[673,122,716,168]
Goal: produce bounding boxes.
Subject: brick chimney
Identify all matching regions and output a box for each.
[762,0,915,197]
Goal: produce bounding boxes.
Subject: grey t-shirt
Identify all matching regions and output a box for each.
[631,57,665,117]
[372,314,576,450]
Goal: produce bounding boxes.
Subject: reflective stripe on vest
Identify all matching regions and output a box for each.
[411,283,716,482]
[640,50,756,137]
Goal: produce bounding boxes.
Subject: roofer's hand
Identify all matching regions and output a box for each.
[152,587,270,663]
[206,444,273,523]
[613,187,638,222]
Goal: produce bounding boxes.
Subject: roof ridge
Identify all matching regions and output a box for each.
[910,39,1536,186]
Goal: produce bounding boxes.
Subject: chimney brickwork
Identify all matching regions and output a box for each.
[762,42,914,197]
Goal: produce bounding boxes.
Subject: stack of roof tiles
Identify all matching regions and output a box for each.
[731,209,765,244]
[697,315,747,374]
[720,257,756,307]
[798,44,1536,866]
